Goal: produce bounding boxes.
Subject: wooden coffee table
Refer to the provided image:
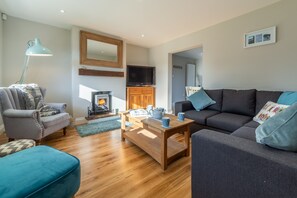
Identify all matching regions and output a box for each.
[120,112,194,170]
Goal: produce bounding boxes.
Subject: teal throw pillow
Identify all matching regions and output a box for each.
[187,89,216,111]
[255,102,297,151]
[277,91,297,105]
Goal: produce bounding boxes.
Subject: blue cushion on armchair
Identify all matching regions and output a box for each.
[187,89,216,111]
[256,102,297,151]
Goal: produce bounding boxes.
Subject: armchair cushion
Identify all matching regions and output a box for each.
[41,113,70,128]
[45,103,67,113]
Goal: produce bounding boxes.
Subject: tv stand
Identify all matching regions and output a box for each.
[126,87,155,110]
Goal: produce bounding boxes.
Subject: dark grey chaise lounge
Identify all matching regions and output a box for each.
[175,89,297,198]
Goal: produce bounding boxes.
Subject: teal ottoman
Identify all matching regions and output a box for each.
[0,146,80,198]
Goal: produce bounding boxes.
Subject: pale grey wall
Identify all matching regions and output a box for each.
[2,16,72,113]
[149,0,297,111]
[126,44,149,65]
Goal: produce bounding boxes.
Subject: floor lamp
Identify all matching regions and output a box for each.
[18,38,52,84]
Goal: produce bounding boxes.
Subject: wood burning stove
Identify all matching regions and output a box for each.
[91,91,112,115]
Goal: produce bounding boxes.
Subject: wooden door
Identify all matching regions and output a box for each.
[142,94,154,108]
[128,94,142,109]
[126,87,155,110]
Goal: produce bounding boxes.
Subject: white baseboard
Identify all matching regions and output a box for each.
[0,124,4,135]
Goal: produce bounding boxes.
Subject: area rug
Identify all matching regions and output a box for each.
[76,116,122,137]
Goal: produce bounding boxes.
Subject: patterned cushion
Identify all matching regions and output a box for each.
[40,105,60,117]
[9,83,44,110]
[9,84,60,117]
[253,101,288,124]
[0,139,35,157]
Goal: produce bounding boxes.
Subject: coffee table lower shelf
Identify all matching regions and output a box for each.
[123,128,187,168]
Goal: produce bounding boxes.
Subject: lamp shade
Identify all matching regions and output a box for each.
[25,38,53,56]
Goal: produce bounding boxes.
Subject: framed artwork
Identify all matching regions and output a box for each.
[244,26,276,48]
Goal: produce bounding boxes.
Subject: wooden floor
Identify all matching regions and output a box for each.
[0,126,191,198]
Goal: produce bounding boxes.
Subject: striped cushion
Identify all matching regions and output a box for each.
[0,139,35,157]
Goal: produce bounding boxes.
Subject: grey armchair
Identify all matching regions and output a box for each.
[0,87,70,142]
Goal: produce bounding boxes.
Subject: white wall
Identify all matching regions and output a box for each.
[71,27,150,118]
[126,44,149,65]
[0,16,150,119]
[2,16,72,113]
[149,0,297,111]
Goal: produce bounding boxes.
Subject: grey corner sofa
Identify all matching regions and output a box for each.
[0,87,70,142]
[175,89,297,198]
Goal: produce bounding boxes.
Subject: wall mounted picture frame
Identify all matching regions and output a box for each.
[244,26,276,48]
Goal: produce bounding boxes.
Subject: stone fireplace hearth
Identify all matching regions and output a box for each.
[91,91,112,115]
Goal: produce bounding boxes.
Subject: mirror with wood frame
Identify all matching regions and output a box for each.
[80,31,123,68]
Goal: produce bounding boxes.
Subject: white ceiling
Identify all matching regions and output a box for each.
[0,0,280,48]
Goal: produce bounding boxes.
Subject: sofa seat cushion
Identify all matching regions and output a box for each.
[222,89,256,116]
[0,146,80,198]
[185,110,220,125]
[231,126,256,141]
[41,112,70,128]
[207,113,252,132]
[244,120,260,128]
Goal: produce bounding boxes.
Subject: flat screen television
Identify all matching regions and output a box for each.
[126,65,155,86]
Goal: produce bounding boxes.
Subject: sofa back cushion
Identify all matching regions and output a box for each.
[222,89,256,116]
[205,89,223,111]
[256,91,282,114]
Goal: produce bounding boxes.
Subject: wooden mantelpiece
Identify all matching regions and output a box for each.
[78,68,124,77]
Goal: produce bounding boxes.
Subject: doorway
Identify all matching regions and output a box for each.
[171,47,203,112]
